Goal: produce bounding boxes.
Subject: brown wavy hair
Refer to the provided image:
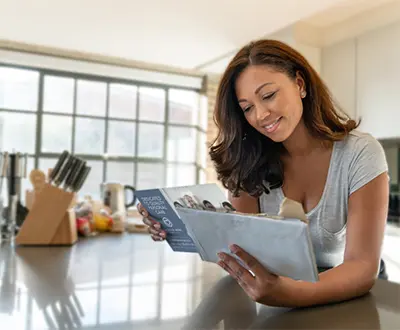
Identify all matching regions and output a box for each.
[209,39,358,198]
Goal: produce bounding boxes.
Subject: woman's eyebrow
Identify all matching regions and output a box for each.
[238,82,274,103]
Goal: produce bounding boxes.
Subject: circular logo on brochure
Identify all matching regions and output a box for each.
[162,217,173,228]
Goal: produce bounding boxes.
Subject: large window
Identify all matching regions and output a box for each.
[0,64,207,202]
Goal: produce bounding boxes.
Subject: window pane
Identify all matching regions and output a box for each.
[199,168,206,184]
[138,123,164,158]
[138,87,165,122]
[107,121,135,156]
[39,158,57,176]
[0,67,39,111]
[0,112,36,153]
[199,94,208,130]
[76,80,107,116]
[74,117,105,155]
[137,163,164,189]
[166,164,196,187]
[79,160,104,200]
[106,161,134,186]
[109,83,137,119]
[198,131,207,168]
[43,75,74,113]
[169,89,199,125]
[41,115,72,153]
[167,127,196,163]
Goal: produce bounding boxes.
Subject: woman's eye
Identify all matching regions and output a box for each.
[262,92,276,100]
[243,106,252,113]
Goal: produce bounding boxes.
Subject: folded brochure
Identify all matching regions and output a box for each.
[136,183,231,253]
[136,183,318,282]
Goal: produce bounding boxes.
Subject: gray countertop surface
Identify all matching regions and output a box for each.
[0,233,399,330]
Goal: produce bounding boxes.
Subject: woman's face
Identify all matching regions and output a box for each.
[235,65,305,142]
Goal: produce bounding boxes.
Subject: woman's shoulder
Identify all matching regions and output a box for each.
[337,130,388,194]
[337,130,384,157]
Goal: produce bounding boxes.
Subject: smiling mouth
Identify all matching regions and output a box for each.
[263,117,282,133]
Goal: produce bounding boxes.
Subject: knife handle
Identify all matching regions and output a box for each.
[65,159,86,190]
[54,155,74,186]
[49,150,69,183]
[63,157,79,188]
[73,166,91,192]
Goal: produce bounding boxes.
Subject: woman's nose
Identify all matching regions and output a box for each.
[256,106,271,122]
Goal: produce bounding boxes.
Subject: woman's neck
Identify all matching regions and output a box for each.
[283,120,329,158]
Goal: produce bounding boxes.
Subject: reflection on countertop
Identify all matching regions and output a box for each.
[0,233,223,330]
[0,233,399,330]
[182,275,400,330]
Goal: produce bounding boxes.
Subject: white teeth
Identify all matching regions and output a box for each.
[265,118,280,129]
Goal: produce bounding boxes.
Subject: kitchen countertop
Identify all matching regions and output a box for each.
[0,233,399,330]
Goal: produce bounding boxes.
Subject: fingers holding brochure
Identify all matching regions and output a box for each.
[138,202,167,241]
[217,244,282,304]
[229,244,265,275]
[217,252,254,290]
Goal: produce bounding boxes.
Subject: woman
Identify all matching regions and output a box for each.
[139,39,389,308]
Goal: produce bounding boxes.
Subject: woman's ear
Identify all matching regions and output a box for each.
[295,71,306,98]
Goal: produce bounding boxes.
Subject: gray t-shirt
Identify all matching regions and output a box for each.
[259,130,388,268]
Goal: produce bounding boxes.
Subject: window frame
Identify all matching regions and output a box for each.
[0,62,207,193]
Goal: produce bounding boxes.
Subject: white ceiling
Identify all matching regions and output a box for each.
[0,0,351,71]
[201,0,400,73]
[304,0,398,27]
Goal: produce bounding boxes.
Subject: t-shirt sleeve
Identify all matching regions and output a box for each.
[348,134,389,195]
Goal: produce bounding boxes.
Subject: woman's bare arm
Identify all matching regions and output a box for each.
[277,172,389,306]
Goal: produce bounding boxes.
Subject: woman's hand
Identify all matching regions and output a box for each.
[217,244,288,306]
[137,203,167,241]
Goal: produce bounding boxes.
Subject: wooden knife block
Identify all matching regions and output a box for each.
[16,183,78,246]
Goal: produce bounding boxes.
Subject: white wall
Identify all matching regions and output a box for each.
[297,43,322,74]
[321,20,400,140]
[270,26,322,74]
[321,39,357,119]
[357,20,400,140]
[201,25,322,75]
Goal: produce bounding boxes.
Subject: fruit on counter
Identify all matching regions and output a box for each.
[76,217,93,237]
[93,212,113,231]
